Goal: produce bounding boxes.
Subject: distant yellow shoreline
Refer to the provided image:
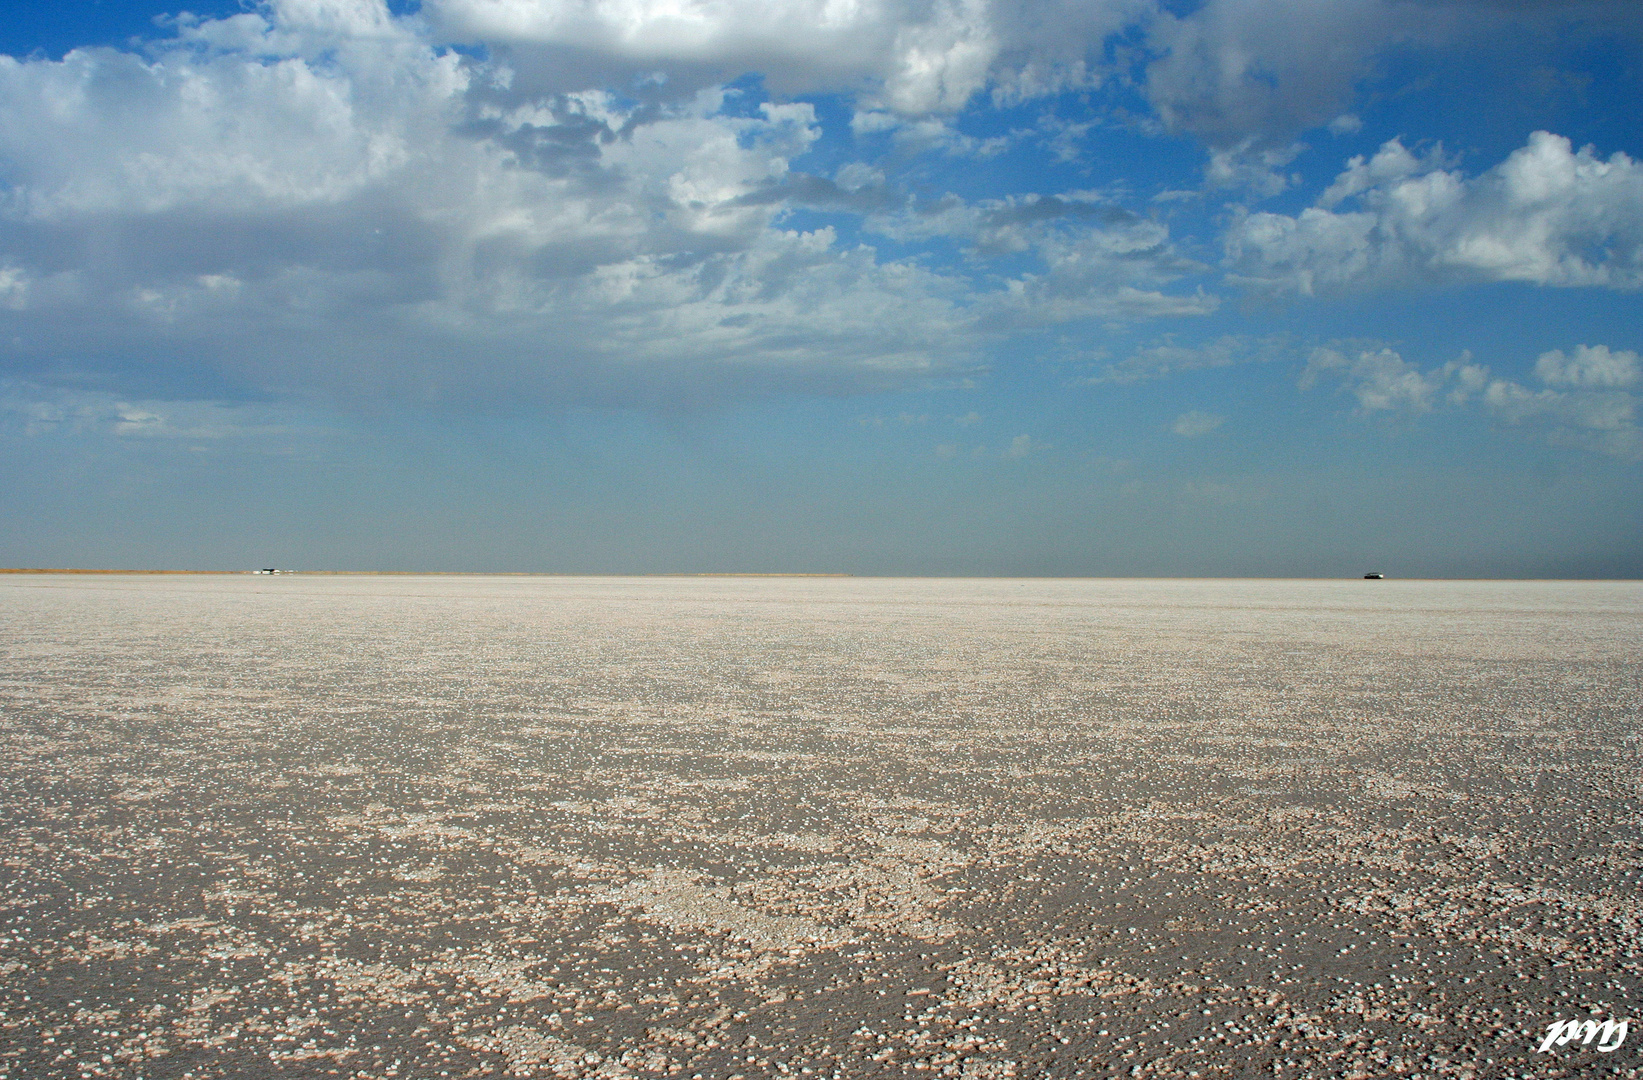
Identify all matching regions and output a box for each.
[0,568,854,577]
[0,568,241,574]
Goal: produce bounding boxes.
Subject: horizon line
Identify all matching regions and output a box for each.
[3,568,1640,582]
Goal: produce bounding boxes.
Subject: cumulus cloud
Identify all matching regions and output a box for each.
[860,190,1217,325]
[1300,346,1488,412]
[1226,132,1643,294]
[1,381,300,441]
[1204,139,1304,198]
[1484,344,1642,457]
[430,0,1150,114]
[1004,433,1038,458]
[1302,342,1640,457]
[1171,410,1223,436]
[1534,344,1640,389]
[434,0,1637,138]
[0,0,1259,411]
[0,3,1004,408]
[1083,334,1281,385]
[432,0,989,111]
[0,1,1636,416]
[849,112,1010,157]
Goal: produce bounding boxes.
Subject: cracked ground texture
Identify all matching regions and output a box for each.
[0,574,1638,1080]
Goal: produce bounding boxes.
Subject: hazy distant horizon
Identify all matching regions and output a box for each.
[4,568,1642,581]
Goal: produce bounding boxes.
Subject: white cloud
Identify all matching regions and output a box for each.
[1302,347,1439,412]
[1,381,299,441]
[1484,379,1639,459]
[431,0,993,111]
[1300,346,1488,413]
[1084,334,1280,385]
[852,112,1010,157]
[1226,132,1643,294]
[1482,344,1641,458]
[0,6,1005,407]
[1205,138,1303,198]
[1171,410,1223,436]
[1534,344,1639,389]
[0,0,1251,412]
[1301,341,1641,458]
[1314,138,1440,210]
[866,191,1218,325]
[1,2,1633,418]
[430,0,1637,140]
[430,0,1149,115]
[1004,433,1037,458]
[986,215,1218,324]
[0,266,28,310]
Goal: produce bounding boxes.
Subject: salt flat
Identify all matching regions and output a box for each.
[0,574,1638,1079]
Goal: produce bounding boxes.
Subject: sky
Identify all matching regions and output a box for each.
[0,0,1640,575]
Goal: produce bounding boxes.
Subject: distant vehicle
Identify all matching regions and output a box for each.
[1363,572,1384,579]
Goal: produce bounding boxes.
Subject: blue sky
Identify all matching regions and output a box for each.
[1,0,1640,574]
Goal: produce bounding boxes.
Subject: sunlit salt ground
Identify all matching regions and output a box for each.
[0,575,1639,1080]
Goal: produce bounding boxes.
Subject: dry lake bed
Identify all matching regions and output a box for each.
[0,574,1638,1080]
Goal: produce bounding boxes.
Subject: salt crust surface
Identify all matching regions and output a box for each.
[0,575,1638,1079]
